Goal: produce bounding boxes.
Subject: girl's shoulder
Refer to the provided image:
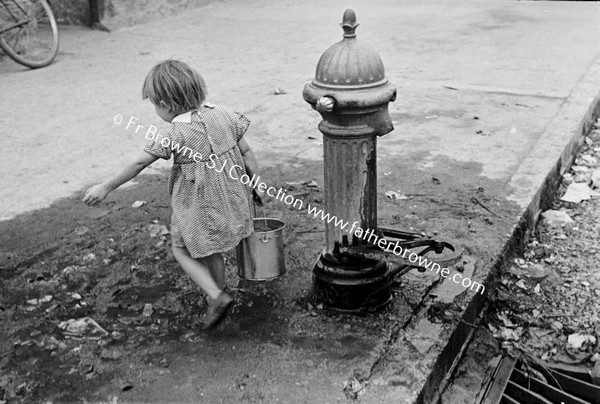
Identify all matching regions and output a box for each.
[198,102,250,143]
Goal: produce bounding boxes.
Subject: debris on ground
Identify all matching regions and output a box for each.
[484,119,600,372]
[385,190,409,200]
[591,168,600,188]
[567,333,596,350]
[142,303,153,317]
[343,376,366,399]
[540,209,573,227]
[560,182,594,203]
[58,317,109,340]
[146,223,169,238]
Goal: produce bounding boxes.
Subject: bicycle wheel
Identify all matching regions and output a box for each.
[0,0,58,68]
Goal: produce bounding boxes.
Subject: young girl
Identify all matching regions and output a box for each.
[83,59,263,329]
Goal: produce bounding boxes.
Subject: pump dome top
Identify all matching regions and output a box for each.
[313,9,387,90]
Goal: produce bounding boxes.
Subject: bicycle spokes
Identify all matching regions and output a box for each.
[0,0,59,68]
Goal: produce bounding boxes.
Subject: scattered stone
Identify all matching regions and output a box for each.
[515,280,528,290]
[343,376,366,399]
[100,348,122,360]
[560,183,593,203]
[567,333,596,349]
[522,263,550,283]
[499,327,521,341]
[26,295,52,305]
[58,317,109,340]
[142,303,153,317]
[131,200,146,208]
[571,165,590,173]
[574,172,591,184]
[575,154,598,166]
[562,173,574,186]
[514,258,527,267]
[497,313,515,328]
[541,210,574,227]
[306,180,319,188]
[147,224,169,238]
[82,253,96,263]
[591,169,600,189]
[74,226,90,236]
[385,190,409,200]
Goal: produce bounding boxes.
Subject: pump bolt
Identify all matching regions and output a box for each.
[316,96,335,112]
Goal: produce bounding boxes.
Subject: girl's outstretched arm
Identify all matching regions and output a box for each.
[237,138,264,205]
[83,151,158,206]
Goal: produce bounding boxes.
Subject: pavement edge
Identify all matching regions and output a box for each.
[417,55,600,404]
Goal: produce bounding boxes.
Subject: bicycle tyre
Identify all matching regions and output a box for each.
[0,0,59,68]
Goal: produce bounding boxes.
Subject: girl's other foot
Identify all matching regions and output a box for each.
[203,292,233,329]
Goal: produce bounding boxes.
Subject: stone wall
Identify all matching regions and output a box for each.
[50,0,218,30]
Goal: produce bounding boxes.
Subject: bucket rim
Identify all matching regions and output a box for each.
[252,217,286,233]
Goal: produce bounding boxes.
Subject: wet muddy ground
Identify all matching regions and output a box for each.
[0,154,520,403]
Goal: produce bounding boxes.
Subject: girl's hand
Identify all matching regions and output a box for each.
[253,188,265,206]
[83,183,111,206]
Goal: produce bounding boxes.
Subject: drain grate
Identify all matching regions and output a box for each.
[478,355,600,404]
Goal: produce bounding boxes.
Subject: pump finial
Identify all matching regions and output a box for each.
[340,9,359,38]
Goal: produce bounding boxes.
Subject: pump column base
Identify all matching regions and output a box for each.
[312,253,392,312]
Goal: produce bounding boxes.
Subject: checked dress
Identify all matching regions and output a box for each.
[144,103,254,258]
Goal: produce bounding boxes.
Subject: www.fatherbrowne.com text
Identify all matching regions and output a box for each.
[114,113,485,295]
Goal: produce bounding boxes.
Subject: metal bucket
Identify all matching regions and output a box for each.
[236,218,286,281]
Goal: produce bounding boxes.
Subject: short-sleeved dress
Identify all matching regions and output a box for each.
[144,102,254,258]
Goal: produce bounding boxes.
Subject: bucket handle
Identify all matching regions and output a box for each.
[255,202,270,243]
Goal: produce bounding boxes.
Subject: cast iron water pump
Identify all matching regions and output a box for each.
[303,9,460,312]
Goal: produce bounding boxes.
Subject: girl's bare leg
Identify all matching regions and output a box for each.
[203,253,225,290]
[172,246,221,300]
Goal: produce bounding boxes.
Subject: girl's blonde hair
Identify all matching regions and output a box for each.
[142,60,207,112]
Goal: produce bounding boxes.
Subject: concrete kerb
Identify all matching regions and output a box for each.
[417,56,600,404]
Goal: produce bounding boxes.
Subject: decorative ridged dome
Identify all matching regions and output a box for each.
[313,10,386,89]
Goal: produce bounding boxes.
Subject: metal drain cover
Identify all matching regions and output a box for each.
[478,355,600,404]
